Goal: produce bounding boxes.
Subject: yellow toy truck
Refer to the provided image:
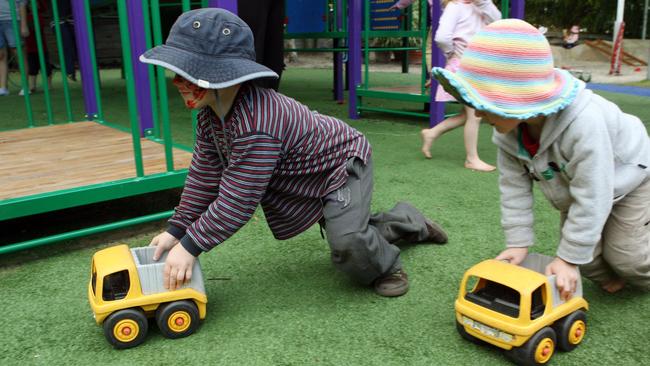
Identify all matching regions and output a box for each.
[88,244,208,349]
[455,254,588,366]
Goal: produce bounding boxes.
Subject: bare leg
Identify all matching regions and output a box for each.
[420,110,466,159]
[463,106,495,172]
[28,75,36,91]
[0,48,7,90]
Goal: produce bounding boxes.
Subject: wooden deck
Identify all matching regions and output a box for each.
[0,122,193,200]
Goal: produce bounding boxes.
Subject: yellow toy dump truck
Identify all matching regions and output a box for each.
[88,244,207,349]
[455,254,588,366]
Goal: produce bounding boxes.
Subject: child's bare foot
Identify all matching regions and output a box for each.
[420,129,439,159]
[601,278,626,293]
[464,159,496,172]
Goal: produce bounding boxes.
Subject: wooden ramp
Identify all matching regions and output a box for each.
[0,122,193,200]
[584,39,648,66]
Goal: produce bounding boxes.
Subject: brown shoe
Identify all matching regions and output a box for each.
[374,270,409,297]
[425,219,448,244]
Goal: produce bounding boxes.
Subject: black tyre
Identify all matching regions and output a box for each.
[103,308,148,349]
[553,310,587,352]
[456,320,483,345]
[156,300,200,339]
[507,327,556,366]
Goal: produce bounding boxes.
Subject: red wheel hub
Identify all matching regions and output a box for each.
[122,327,132,336]
[175,317,185,326]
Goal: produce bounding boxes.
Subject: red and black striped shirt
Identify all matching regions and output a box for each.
[168,85,371,255]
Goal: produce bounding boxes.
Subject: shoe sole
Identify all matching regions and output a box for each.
[426,219,448,244]
[374,281,409,297]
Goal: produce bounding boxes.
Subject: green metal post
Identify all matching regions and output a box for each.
[29,0,53,124]
[180,0,198,143]
[8,0,34,127]
[117,0,145,177]
[142,0,160,138]
[82,0,104,121]
[151,0,175,171]
[49,0,73,122]
[420,0,426,94]
[363,0,369,88]
[501,0,509,19]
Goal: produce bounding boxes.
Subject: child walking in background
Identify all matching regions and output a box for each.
[141,8,448,298]
[0,0,29,96]
[433,19,650,299]
[21,0,52,96]
[420,0,500,172]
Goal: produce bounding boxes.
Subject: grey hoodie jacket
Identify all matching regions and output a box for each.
[493,84,650,265]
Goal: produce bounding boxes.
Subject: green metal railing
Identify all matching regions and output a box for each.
[357,0,430,118]
[0,1,206,254]
[356,0,513,119]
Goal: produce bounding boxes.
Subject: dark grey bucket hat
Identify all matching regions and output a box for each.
[139,8,278,89]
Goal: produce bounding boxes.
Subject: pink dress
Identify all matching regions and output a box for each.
[433,0,501,102]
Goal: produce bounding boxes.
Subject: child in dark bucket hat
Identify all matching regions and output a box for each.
[141,8,448,297]
[433,19,650,297]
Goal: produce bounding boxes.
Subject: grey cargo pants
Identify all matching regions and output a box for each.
[322,157,432,285]
[576,178,650,290]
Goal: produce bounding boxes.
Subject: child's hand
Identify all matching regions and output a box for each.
[163,244,196,290]
[545,257,579,301]
[495,247,528,265]
[150,231,180,261]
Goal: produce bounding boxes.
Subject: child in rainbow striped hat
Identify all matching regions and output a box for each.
[432,19,650,298]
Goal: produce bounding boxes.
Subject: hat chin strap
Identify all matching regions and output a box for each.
[139,54,278,89]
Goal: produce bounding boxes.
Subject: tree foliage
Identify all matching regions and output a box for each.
[524,0,648,38]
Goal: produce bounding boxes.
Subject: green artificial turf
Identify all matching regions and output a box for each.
[1,67,649,365]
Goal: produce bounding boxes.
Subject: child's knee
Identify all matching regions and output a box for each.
[604,252,650,285]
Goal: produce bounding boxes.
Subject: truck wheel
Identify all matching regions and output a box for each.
[156,300,200,339]
[103,308,148,349]
[455,320,482,345]
[507,327,556,366]
[553,310,586,351]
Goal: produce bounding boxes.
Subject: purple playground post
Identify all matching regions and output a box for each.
[71,0,98,118]
[510,0,525,19]
[333,0,344,103]
[429,0,445,127]
[127,0,154,135]
[347,0,361,119]
[208,0,238,13]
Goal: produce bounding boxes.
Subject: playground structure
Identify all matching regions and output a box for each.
[347,0,526,127]
[0,0,243,254]
[0,0,527,253]
[284,0,348,103]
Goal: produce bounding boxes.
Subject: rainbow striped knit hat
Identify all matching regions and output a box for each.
[432,19,581,120]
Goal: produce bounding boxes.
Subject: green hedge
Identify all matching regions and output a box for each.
[525,0,648,38]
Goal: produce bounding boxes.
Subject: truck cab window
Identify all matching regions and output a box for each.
[102,270,130,301]
[465,278,521,318]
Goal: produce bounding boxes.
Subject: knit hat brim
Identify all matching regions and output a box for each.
[432,66,582,120]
